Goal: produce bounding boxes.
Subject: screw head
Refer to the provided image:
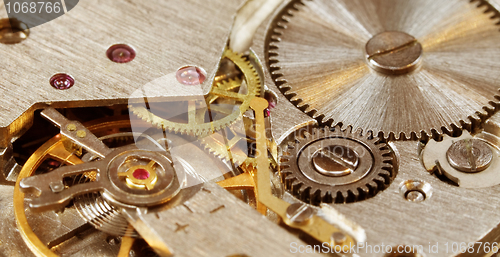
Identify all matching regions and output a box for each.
[66,124,77,132]
[446,139,493,173]
[286,203,314,224]
[366,31,423,75]
[312,146,359,177]
[76,130,87,138]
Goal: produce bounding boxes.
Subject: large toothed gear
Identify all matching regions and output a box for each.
[130,49,261,136]
[266,0,500,140]
[281,126,395,204]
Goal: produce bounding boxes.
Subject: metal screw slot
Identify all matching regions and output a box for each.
[446,139,493,173]
[286,203,314,224]
[366,31,423,75]
[312,146,359,177]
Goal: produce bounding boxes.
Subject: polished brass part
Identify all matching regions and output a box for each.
[66,124,77,132]
[14,135,73,257]
[0,18,29,44]
[249,97,356,250]
[266,0,500,140]
[117,236,135,257]
[217,170,267,215]
[14,120,139,257]
[130,49,261,136]
[366,31,423,75]
[76,130,87,138]
[118,160,158,190]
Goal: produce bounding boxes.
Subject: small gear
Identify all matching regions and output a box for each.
[200,115,278,169]
[130,49,261,136]
[200,116,253,166]
[267,0,500,140]
[281,126,395,204]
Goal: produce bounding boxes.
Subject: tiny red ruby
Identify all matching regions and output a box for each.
[132,168,150,180]
[107,44,135,63]
[264,91,277,117]
[50,73,75,90]
[176,66,206,85]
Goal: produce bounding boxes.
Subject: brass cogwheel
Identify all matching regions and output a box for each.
[200,114,254,166]
[267,0,500,140]
[200,113,277,169]
[281,126,395,205]
[130,49,261,137]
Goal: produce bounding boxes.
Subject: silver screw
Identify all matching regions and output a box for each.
[365,31,423,75]
[312,145,359,177]
[286,203,314,224]
[446,139,493,173]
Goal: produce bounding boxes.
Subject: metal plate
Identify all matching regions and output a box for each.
[0,0,245,144]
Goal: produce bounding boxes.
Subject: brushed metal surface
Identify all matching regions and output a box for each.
[333,141,500,257]
[0,0,244,144]
[265,0,500,140]
[124,182,319,257]
[251,1,317,145]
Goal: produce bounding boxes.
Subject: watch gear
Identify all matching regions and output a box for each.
[281,126,395,204]
[129,49,261,137]
[266,0,500,140]
[200,114,254,166]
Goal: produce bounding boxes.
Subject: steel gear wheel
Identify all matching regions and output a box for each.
[281,126,395,204]
[267,0,500,140]
[130,49,261,137]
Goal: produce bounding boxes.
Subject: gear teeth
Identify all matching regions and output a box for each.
[130,49,260,140]
[280,127,396,205]
[267,0,500,142]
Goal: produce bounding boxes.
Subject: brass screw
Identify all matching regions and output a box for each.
[66,124,77,131]
[76,130,86,138]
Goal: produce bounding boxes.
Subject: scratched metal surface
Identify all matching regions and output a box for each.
[263,0,500,140]
[0,0,244,144]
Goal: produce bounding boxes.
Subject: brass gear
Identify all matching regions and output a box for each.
[281,126,396,205]
[129,49,261,137]
[200,114,278,170]
[200,114,254,166]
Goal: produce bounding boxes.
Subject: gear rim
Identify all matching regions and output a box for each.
[266,0,500,140]
[130,49,261,137]
[281,126,395,204]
